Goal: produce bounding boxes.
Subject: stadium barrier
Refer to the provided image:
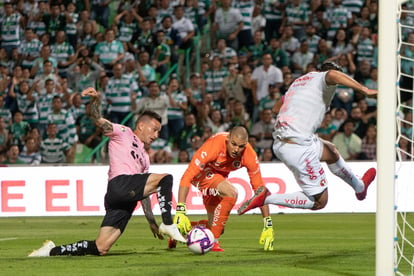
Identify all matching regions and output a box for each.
[0,162,412,217]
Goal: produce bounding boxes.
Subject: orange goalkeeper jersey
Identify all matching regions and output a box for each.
[180,132,264,190]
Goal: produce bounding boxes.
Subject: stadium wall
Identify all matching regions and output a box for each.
[0,162,411,217]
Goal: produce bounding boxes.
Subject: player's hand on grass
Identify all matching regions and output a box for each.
[259,216,274,251]
[173,203,192,237]
[149,222,164,240]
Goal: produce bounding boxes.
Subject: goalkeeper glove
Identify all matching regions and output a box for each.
[173,203,192,236]
[259,216,274,251]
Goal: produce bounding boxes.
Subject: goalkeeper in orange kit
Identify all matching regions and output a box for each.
[172,126,274,252]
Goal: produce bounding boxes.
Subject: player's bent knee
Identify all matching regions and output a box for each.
[311,190,328,210]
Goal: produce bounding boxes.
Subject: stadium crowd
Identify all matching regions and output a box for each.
[0,0,412,165]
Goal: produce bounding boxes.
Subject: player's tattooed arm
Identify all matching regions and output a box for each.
[142,197,164,240]
[82,87,113,134]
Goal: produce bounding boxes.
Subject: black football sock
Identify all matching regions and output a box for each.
[157,174,173,225]
[49,240,100,256]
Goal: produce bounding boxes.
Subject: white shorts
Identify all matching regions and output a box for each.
[273,135,328,196]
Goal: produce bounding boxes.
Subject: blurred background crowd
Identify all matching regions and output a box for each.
[0,0,412,165]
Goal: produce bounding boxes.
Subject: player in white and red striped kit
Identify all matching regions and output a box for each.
[239,62,377,214]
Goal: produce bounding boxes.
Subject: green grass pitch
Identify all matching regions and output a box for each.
[0,213,375,275]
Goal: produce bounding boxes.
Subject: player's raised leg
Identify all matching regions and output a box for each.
[144,174,186,243]
[322,140,376,200]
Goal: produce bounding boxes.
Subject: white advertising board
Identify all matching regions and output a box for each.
[0,162,412,217]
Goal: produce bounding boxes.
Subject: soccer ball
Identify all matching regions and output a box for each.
[186,226,214,255]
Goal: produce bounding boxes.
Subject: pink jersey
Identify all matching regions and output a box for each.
[106,124,150,180]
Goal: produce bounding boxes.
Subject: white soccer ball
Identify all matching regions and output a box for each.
[186,226,215,255]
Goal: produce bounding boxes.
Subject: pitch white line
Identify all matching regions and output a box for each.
[0,237,17,241]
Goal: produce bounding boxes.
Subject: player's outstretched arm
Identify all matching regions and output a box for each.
[142,197,164,240]
[325,70,378,96]
[81,87,113,135]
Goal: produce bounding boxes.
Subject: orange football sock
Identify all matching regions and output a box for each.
[211,197,237,239]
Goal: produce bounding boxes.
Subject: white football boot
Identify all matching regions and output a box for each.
[28,240,55,257]
[159,223,187,243]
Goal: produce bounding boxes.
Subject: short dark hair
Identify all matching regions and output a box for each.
[137,110,162,124]
[319,62,343,72]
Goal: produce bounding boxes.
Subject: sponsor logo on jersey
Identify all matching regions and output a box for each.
[233,160,241,168]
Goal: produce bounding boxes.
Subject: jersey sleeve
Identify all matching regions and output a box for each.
[179,136,219,188]
[243,144,264,191]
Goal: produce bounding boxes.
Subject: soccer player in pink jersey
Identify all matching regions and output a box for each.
[239,62,377,215]
[29,87,186,257]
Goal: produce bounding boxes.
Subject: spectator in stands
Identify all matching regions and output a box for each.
[131,17,156,56]
[267,36,291,70]
[33,60,61,93]
[240,64,254,116]
[332,119,361,161]
[167,78,188,143]
[248,30,266,67]
[349,105,368,139]
[31,45,59,78]
[176,149,190,163]
[291,40,315,78]
[0,95,12,129]
[77,21,98,49]
[0,2,25,57]
[331,107,348,129]
[331,28,354,57]
[303,23,321,54]
[234,0,255,50]
[68,93,86,122]
[152,30,171,78]
[313,38,334,68]
[221,63,245,106]
[64,2,79,50]
[47,96,78,163]
[260,147,275,162]
[18,28,43,71]
[323,0,353,41]
[94,29,125,77]
[176,112,203,151]
[184,72,204,115]
[40,123,71,164]
[50,30,77,78]
[137,51,156,88]
[67,56,104,98]
[8,78,39,129]
[398,136,412,161]
[259,83,280,112]
[203,55,228,108]
[206,109,229,134]
[153,149,172,164]
[158,15,181,52]
[9,110,31,150]
[134,81,169,140]
[251,52,283,123]
[76,10,99,42]
[41,3,68,44]
[401,112,413,140]
[353,26,375,66]
[251,108,275,150]
[211,38,237,66]
[211,0,243,50]
[360,124,377,160]
[1,144,25,165]
[225,99,251,130]
[90,0,111,29]
[316,112,338,142]
[279,71,294,95]
[262,0,285,42]
[113,10,142,45]
[281,0,309,40]
[18,136,41,165]
[280,25,300,58]
[105,62,139,124]
[0,117,9,154]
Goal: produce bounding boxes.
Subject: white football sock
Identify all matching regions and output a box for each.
[327,157,364,193]
[264,191,315,209]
